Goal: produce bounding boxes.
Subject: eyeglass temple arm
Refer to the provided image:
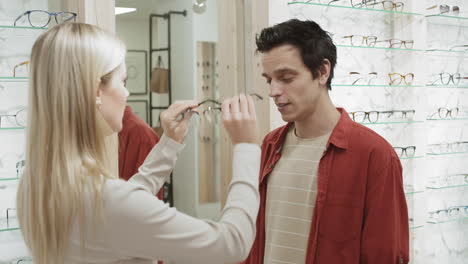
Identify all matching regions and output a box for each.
[13,11,29,26]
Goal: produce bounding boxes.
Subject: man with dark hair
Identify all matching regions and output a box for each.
[242,19,409,264]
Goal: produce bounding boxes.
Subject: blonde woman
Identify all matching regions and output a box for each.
[16,23,260,264]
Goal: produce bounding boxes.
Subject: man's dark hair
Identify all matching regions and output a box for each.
[256,19,337,90]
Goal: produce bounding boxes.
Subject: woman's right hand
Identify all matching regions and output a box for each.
[222,94,258,144]
[160,100,199,143]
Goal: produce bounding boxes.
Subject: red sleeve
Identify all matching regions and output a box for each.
[360,148,409,264]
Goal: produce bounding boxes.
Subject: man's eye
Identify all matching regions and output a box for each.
[281,77,293,83]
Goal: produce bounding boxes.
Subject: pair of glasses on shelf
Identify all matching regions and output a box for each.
[13,61,29,78]
[0,108,27,128]
[351,0,404,11]
[427,107,459,120]
[349,110,415,123]
[426,4,460,16]
[428,206,468,223]
[348,72,414,85]
[427,174,468,188]
[393,146,416,158]
[14,10,77,28]
[0,152,25,178]
[427,141,468,154]
[428,73,468,86]
[388,73,414,85]
[343,35,414,49]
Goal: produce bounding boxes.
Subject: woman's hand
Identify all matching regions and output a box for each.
[222,94,258,145]
[160,100,199,143]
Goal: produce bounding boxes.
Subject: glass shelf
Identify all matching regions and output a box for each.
[332,84,423,88]
[337,45,424,52]
[0,77,28,82]
[400,156,424,160]
[425,49,468,54]
[409,225,424,230]
[0,177,19,182]
[426,152,468,156]
[0,127,25,130]
[0,25,47,30]
[426,118,468,121]
[288,2,423,16]
[405,190,424,195]
[360,121,424,125]
[0,217,19,233]
[427,216,468,225]
[427,183,468,190]
[426,85,468,89]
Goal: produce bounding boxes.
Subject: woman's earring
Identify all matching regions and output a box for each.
[96,98,102,110]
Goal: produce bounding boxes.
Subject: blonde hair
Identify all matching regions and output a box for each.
[16,23,126,264]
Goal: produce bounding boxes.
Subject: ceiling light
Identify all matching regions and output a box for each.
[115,7,137,15]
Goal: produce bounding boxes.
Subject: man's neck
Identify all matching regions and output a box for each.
[294,96,340,139]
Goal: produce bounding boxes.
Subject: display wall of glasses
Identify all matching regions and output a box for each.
[0,0,60,263]
[276,0,468,263]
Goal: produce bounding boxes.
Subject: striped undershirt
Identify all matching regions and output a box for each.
[264,126,330,264]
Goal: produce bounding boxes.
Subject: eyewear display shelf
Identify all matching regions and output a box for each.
[0,1,49,263]
[282,1,468,263]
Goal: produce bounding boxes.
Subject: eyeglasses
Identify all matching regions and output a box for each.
[0,108,27,128]
[14,10,77,28]
[428,107,459,120]
[393,146,416,158]
[375,39,414,49]
[343,35,377,47]
[181,93,263,119]
[426,4,460,16]
[428,206,468,223]
[348,72,378,85]
[427,141,468,154]
[428,73,468,86]
[427,174,468,188]
[0,152,25,179]
[349,110,415,123]
[449,44,468,52]
[360,0,404,11]
[388,73,414,85]
[13,61,29,77]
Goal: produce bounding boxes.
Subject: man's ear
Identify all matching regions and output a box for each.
[319,59,331,86]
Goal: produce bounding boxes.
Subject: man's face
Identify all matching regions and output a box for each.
[261,44,328,123]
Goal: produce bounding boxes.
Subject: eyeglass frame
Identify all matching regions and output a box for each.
[393,146,416,158]
[13,61,29,78]
[343,35,377,47]
[428,107,459,120]
[428,73,468,86]
[427,141,468,154]
[361,0,404,11]
[388,73,414,85]
[14,10,77,28]
[375,39,414,49]
[350,109,415,123]
[426,4,460,16]
[0,108,27,128]
[348,71,378,85]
